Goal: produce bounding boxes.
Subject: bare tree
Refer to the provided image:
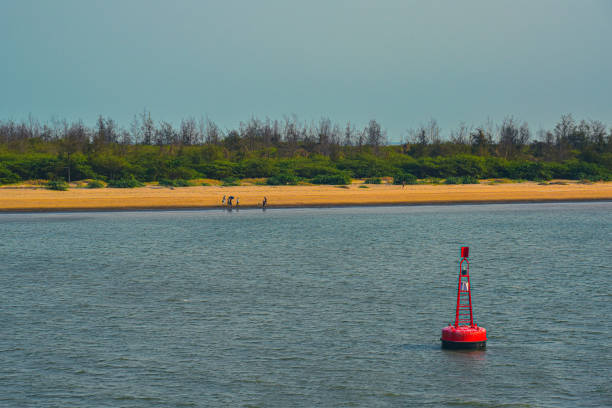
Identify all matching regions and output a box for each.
[450,122,471,145]
[316,117,332,155]
[554,114,575,143]
[343,122,355,147]
[470,128,491,156]
[498,117,519,159]
[409,126,428,145]
[180,117,198,145]
[553,114,575,159]
[129,115,142,144]
[283,114,301,148]
[204,117,222,145]
[589,119,607,150]
[156,121,176,145]
[140,109,155,145]
[364,119,386,152]
[426,118,441,145]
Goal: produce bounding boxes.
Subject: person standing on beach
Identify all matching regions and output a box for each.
[235,198,239,208]
[222,195,226,205]
[262,196,267,209]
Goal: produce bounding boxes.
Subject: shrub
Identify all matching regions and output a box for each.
[159,178,194,187]
[221,177,240,186]
[293,163,340,178]
[419,177,443,184]
[107,176,144,188]
[46,180,69,191]
[359,185,369,189]
[460,176,480,184]
[86,180,105,188]
[444,177,460,185]
[267,173,299,185]
[167,167,199,181]
[239,159,276,178]
[0,164,20,185]
[364,177,382,184]
[393,172,417,185]
[311,173,350,185]
[196,161,237,179]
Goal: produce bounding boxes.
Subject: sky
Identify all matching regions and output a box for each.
[1,0,611,141]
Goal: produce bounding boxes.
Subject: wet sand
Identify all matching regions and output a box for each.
[1,181,610,212]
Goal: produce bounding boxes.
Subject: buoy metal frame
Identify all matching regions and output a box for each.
[441,247,487,350]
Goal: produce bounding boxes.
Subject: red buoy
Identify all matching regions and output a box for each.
[441,247,487,349]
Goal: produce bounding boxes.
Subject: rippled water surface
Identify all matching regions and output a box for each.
[1,203,611,407]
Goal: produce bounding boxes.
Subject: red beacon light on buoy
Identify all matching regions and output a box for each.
[441,247,487,349]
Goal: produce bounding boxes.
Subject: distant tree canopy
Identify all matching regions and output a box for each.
[0,113,611,184]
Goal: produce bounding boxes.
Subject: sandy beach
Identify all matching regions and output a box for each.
[0,181,610,212]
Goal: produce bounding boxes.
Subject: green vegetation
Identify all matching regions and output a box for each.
[444,176,480,185]
[86,179,105,188]
[460,176,479,184]
[46,179,69,190]
[311,173,351,185]
[159,178,194,187]
[221,177,240,186]
[393,172,418,185]
[0,113,610,186]
[106,176,144,188]
[266,172,299,185]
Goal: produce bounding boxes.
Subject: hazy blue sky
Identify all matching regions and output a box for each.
[1,0,611,141]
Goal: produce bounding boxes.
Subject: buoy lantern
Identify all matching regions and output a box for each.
[441,247,487,349]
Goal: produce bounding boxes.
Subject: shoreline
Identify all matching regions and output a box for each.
[0,198,610,214]
[1,181,611,213]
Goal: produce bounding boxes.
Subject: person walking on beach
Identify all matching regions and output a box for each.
[227,196,233,207]
[235,198,239,208]
[262,196,267,209]
[222,195,226,205]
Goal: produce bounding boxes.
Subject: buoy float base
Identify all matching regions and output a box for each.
[441,325,487,350]
[441,339,486,350]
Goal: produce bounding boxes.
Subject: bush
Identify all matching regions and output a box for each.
[159,178,194,187]
[86,180,105,188]
[420,177,443,184]
[359,185,369,188]
[444,176,478,184]
[267,173,299,185]
[460,176,480,184]
[46,180,69,191]
[107,176,144,188]
[0,164,20,185]
[444,177,460,185]
[393,172,417,185]
[364,177,382,184]
[293,163,340,178]
[311,173,351,185]
[221,177,240,186]
[239,159,276,178]
[196,161,237,179]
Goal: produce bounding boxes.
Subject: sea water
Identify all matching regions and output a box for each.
[1,202,610,407]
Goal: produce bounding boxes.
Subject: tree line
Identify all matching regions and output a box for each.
[0,112,610,185]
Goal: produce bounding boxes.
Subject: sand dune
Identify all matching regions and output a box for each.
[0,181,610,212]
